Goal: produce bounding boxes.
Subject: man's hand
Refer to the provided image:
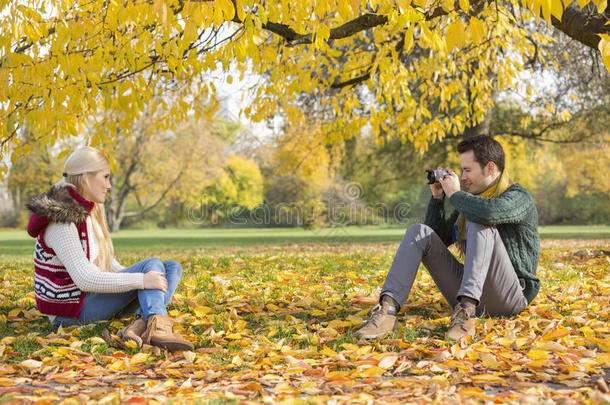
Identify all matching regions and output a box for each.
[429,167,444,199]
[439,170,461,198]
[430,181,443,199]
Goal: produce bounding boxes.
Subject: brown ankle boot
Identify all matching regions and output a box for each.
[118,315,146,347]
[141,314,194,352]
[446,302,476,341]
[355,295,399,339]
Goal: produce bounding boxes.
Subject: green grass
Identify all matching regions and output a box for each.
[0,224,608,257]
[9,338,42,362]
[537,224,610,239]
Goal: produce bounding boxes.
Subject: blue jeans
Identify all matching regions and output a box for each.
[54,258,182,326]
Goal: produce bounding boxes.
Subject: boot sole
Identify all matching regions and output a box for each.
[118,333,142,347]
[150,338,194,352]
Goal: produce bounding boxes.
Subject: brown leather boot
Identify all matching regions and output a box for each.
[446,302,476,341]
[117,315,146,347]
[141,314,194,352]
[355,295,399,339]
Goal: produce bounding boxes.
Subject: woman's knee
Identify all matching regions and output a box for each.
[164,260,183,279]
[143,257,165,274]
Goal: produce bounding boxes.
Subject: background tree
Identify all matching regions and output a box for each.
[263,120,341,227]
[3,107,240,231]
[6,127,62,212]
[3,127,65,227]
[104,114,228,231]
[490,25,610,144]
[198,155,264,226]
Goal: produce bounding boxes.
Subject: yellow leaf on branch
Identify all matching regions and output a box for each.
[599,35,610,73]
[469,17,485,46]
[550,0,564,19]
[593,0,607,14]
[446,20,466,51]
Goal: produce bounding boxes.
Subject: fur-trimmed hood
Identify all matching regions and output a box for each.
[27,185,95,238]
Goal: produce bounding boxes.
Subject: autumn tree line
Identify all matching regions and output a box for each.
[2,95,608,231]
[1,0,608,230]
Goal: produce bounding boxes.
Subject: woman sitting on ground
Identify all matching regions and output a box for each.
[26,146,192,352]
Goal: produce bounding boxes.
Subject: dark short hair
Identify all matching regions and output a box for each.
[457,135,505,172]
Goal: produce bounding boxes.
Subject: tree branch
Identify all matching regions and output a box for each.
[252,0,608,52]
[330,71,371,88]
[287,14,389,46]
[551,3,610,50]
[491,115,594,143]
[492,130,593,143]
[121,169,184,218]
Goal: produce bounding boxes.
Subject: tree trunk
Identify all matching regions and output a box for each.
[106,196,126,233]
[342,136,358,179]
[105,181,131,232]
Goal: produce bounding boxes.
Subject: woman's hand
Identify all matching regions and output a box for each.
[143,271,168,292]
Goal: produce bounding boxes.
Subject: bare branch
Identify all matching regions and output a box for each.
[287,14,389,46]
[492,130,594,143]
[330,71,372,88]
[491,115,594,143]
[121,169,184,218]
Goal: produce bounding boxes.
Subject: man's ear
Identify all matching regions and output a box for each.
[486,161,497,176]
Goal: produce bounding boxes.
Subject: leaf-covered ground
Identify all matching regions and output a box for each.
[0,242,608,404]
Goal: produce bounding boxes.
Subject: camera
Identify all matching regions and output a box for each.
[426,169,451,184]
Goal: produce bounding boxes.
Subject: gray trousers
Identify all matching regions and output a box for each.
[380,222,528,316]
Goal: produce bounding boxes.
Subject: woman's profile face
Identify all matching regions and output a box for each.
[83,168,112,203]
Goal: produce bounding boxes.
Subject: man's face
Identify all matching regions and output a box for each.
[460,150,495,194]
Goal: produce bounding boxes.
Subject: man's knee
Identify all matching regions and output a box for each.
[163,260,183,279]
[404,223,434,241]
[465,221,497,237]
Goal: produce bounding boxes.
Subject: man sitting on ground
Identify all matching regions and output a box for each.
[356,135,540,341]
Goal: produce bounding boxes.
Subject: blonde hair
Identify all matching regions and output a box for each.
[56,147,114,272]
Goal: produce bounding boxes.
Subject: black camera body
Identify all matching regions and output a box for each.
[426,169,451,184]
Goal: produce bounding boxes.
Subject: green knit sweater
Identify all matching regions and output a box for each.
[424,183,540,304]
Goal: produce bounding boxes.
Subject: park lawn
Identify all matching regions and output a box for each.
[0,239,608,403]
[0,224,609,257]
